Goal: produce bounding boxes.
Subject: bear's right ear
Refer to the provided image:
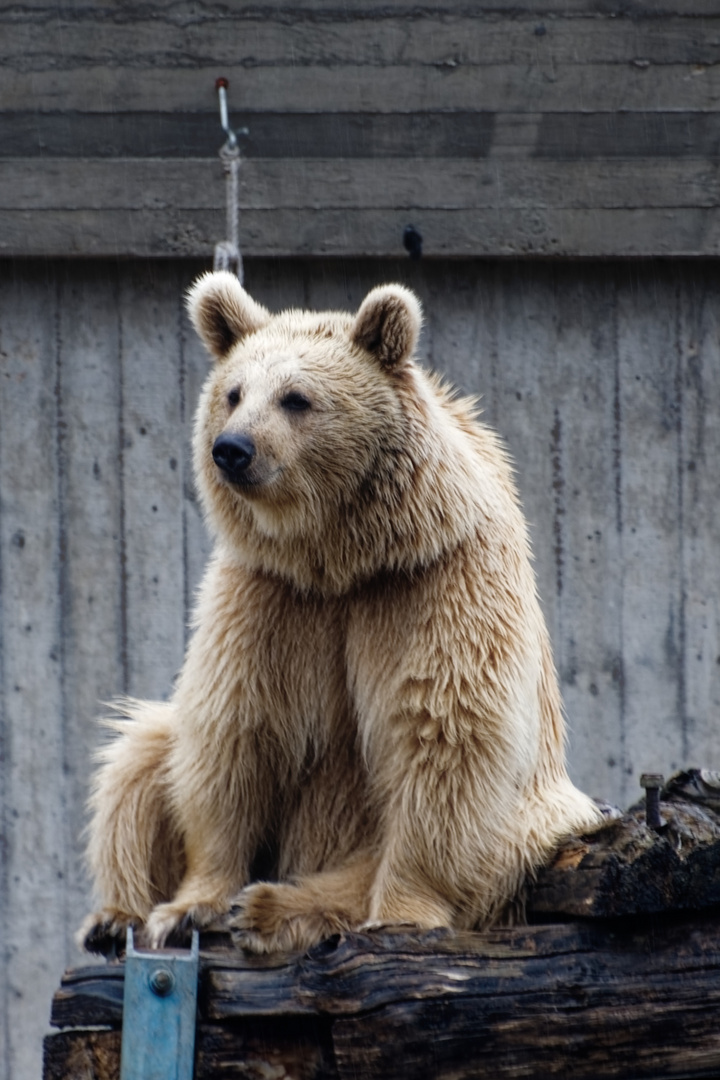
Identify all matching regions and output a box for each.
[352,284,422,370]
[186,271,271,361]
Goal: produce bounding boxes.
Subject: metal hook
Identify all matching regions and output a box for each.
[215,78,248,152]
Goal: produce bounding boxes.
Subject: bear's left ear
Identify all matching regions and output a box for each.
[352,284,422,369]
[186,271,271,361]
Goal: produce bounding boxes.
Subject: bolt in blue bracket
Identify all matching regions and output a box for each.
[120,927,200,1080]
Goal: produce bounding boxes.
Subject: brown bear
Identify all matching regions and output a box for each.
[80,272,602,953]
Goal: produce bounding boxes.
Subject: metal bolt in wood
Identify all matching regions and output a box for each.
[640,773,665,831]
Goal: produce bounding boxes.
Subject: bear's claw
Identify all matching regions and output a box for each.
[144,899,227,949]
[77,909,135,956]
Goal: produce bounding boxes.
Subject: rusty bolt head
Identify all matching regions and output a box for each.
[149,968,174,997]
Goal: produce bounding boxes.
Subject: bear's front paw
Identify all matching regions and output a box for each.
[143,899,227,949]
[226,883,293,953]
[227,882,351,955]
[77,908,138,955]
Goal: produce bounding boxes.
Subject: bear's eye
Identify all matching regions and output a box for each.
[280,391,311,412]
[227,389,240,408]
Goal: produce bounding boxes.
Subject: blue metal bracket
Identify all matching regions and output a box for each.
[120,927,200,1080]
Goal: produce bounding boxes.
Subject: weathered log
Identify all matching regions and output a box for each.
[44,1030,121,1080]
[45,914,720,1080]
[531,769,720,920]
[44,773,720,1079]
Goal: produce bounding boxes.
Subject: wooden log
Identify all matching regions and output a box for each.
[531,770,720,919]
[50,965,125,1031]
[44,774,720,1077]
[45,915,720,1080]
[44,1030,121,1080]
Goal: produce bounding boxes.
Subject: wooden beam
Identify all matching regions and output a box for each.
[45,917,720,1080]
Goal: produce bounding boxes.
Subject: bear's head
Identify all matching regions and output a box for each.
[187,271,478,593]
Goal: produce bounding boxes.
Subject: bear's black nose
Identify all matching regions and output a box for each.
[212,433,256,479]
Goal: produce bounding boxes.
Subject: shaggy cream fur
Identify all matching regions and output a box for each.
[80,272,602,953]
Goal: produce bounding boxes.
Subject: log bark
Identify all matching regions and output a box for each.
[531,770,720,919]
[44,773,720,1079]
[45,914,720,1080]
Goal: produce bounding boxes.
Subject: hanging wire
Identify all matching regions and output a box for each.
[213,78,245,283]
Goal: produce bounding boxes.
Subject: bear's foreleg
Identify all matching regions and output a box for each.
[363,710,525,933]
[143,724,277,948]
[372,737,552,935]
[79,700,183,951]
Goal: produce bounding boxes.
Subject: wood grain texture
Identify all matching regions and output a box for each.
[1,10,719,104]
[531,780,720,919]
[493,265,562,640]
[44,1029,121,1080]
[44,917,720,1079]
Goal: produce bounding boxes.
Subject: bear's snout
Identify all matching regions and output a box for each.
[212,433,256,482]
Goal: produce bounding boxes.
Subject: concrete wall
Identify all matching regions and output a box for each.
[2,0,720,258]
[1,255,719,1077]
